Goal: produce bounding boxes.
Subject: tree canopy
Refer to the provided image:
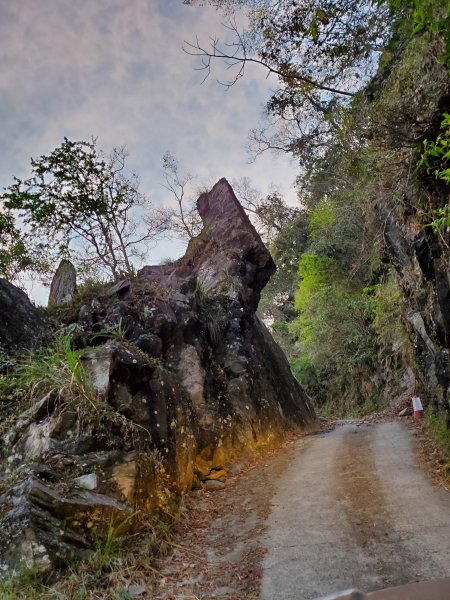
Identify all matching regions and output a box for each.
[3,139,170,281]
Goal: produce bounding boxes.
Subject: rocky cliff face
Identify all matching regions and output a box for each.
[0,178,317,575]
[375,187,450,416]
[369,43,450,420]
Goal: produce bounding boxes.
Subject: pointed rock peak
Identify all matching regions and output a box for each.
[139,178,275,310]
[48,259,77,306]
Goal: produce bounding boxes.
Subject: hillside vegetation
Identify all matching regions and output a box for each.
[253,0,450,436]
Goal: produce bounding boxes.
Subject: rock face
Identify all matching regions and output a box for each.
[0,178,317,575]
[0,278,46,350]
[377,194,450,415]
[48,259,77,306]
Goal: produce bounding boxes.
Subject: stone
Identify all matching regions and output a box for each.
[75,473,98,490]
[78,304,94,329]
[0,179,318,580]
[127,584,147,598]
[135,333,162,357]
[204,479,225,491]
[107,279,131,298]
[13,420,54,460]
[406,311,436,357]
[48,259,77,306]
[229,464,242,476]
[205,469,227,481]
[3,391,58,451]
[224,356,248,375]
[179,345,206,409]
[194,455,213,479]
[398,407,411,417]
[0,278,46,350]
[80,344,116,396]
[0,477,131,573]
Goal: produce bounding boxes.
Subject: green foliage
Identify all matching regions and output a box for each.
[293,253,376,375]
[427,205,450,233]
[290,354,322,396]
[418,113,450,184]
[93,514,136,571]
[259,210,309,321]
[0,333,95,436]
[368,28,448,152]
[3,138,169,280]
[0,562,45,599]
[0,208,46,281]
[194,279,207,304]
[272,320,289,332]
[387,0,450,60]
[308,198,336,243]
[371,271,409,358]
[425,408,450,458]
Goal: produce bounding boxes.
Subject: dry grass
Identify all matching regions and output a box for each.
[413,418,450,492]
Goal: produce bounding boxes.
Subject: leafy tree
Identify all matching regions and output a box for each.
[258,209,309,360]
[231,176,300,242]
[3,139,171,281]
[0,208,35,281]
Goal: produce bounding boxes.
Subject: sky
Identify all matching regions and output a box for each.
[0,0,300,303]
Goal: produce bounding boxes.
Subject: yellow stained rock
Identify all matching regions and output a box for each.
[206,469,227,481]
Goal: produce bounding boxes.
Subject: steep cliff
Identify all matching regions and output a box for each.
[368,32,450,419]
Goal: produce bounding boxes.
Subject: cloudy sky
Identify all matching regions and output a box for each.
[0,0,299,301]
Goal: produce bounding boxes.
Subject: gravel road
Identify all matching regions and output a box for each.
[261,421,450,600]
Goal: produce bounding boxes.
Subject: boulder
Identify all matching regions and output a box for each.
[0,477,131,574]
[0,278,46,350]
[204,479,226,491]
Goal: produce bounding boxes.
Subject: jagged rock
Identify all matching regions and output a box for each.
[179,345,206,409]
[110,451,159,510]
[0,178,317,577]
[108,279,131,298]
[48,259,77,306]
[80,344,117,397]
[139,179,276,310]
[78,304,94,329]
[0,477,131,574]
[135,333,162,357]
[0,278,46,350]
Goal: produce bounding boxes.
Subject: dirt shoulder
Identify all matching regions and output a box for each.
[152,433,310,600]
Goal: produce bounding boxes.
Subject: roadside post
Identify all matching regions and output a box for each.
[412,396,424,420]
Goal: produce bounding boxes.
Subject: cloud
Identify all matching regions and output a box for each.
[1,0,299,303]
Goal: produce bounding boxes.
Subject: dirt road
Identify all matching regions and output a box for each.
[154,421,450,600]
[262,421,450,599]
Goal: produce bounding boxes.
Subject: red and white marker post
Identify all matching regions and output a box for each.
[412,396,424,420]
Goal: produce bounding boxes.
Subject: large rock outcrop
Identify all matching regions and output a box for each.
[0,278,46,350]
[0,178,317,575]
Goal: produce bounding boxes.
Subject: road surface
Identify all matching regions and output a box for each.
[262,421,450,599]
